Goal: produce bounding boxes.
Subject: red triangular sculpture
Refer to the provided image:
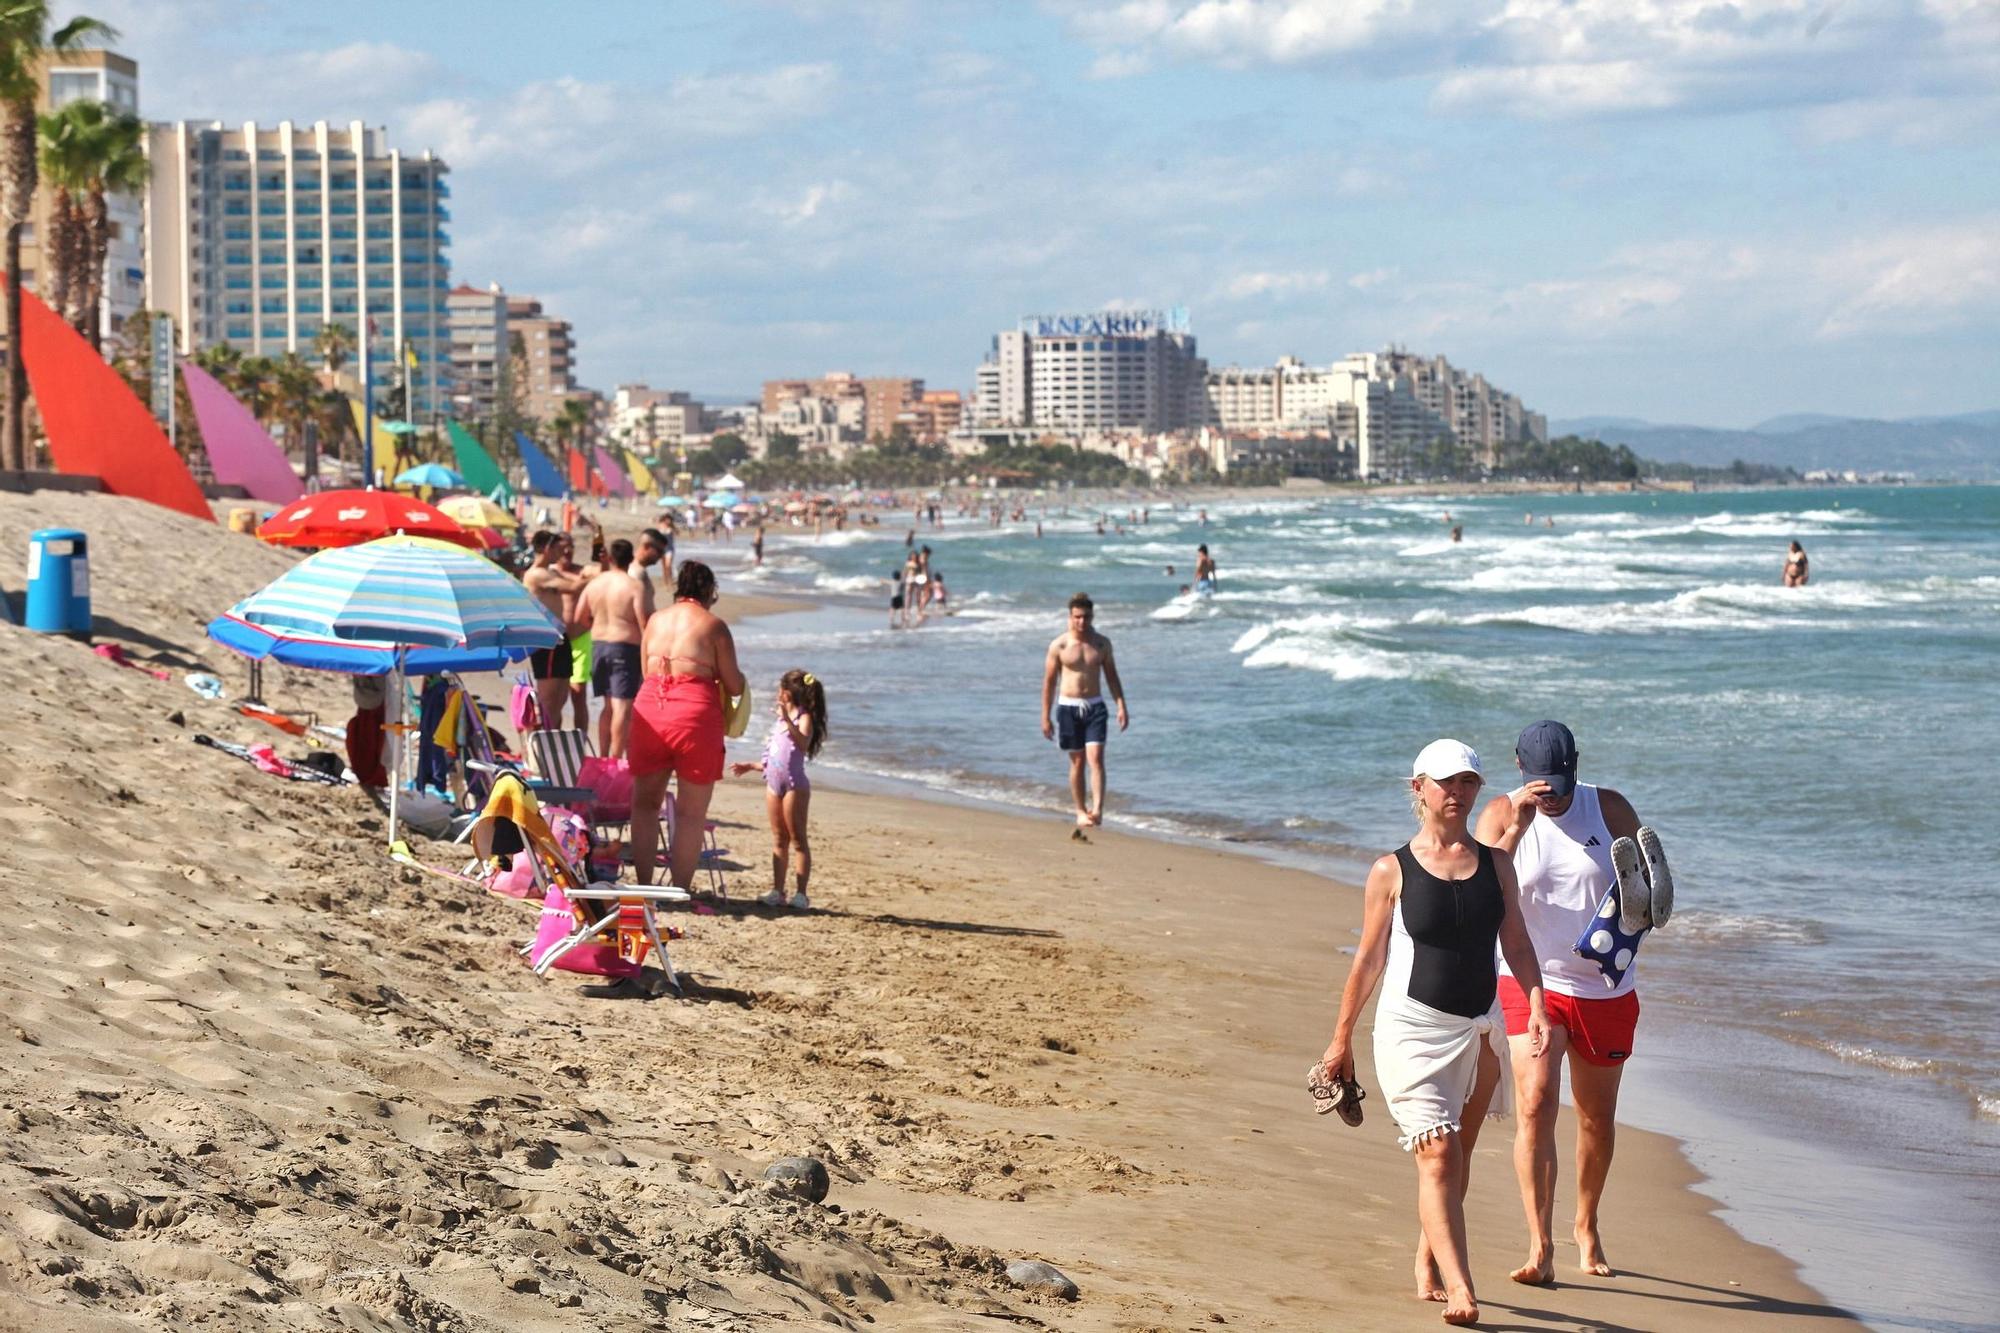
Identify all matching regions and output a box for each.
[9,278,212,522]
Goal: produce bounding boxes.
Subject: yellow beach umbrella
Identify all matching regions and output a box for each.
[437,495,519,530]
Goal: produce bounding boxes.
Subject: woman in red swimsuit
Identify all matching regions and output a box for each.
[630,560,745,891]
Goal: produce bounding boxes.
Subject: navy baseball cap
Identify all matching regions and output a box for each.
[1516,720,1578,798]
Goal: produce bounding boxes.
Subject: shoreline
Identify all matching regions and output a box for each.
[714,574,1858,1319]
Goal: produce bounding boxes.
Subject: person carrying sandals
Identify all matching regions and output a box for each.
[1316,739,1549,1326]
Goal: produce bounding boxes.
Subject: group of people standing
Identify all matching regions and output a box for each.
[518,529,830,912]
[889,539,950,628]
[1318,721,1660,1326]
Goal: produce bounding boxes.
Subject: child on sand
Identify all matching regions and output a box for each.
[730,669,828,911]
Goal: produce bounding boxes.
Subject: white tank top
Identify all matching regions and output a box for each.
[1498,783,1633,998]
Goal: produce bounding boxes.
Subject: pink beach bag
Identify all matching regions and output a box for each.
[527,884,641,979]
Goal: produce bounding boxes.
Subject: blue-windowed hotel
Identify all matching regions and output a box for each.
[143,120,452,417]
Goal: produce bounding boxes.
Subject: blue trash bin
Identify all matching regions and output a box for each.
[25,527,91,636]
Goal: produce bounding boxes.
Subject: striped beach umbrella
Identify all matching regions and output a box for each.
[217,535,560,655]
[205,536,561,846]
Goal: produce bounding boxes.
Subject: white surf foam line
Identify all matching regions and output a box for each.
[1657,910,1826,947]
[812,573,884,594]
[1815,1041,1941,1075]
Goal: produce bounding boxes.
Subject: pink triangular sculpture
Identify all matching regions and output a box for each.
[10,279,212,521]
[592,444,636,498]
[180,360,304,505]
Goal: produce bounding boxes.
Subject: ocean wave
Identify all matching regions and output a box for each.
[1239,637,1466,682]
[1150,596,1215,622]
[1659,910,1826,947]
[1816,1041,1940,1075]
[813,573,886,594]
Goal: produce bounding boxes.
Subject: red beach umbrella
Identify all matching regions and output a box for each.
[257,489,482,551]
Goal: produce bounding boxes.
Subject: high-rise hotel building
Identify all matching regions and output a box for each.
[143,121,452,416]
[972,309,1202,433]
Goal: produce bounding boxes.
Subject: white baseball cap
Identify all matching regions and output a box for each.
[1412,738,1483,782]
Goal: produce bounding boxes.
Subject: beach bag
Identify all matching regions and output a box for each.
[576,755,635,820]
[510,679,540,736]
[723,684,753,739]
[486,850,537,899]
[1572,883,1647,990]
[526,884,642,978]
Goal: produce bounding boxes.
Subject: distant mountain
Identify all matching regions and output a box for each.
[1547,410,2000,480]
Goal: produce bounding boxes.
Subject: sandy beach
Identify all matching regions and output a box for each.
[0,489,1855,1330]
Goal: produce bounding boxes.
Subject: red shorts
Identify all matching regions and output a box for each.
[1498,976,1639,1066]
[629,675,724,784]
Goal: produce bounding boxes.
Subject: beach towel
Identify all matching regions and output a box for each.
[192,734,347,785]
[93,642,170,680]
[510,678,540,735]
[1371,995,1511,1151]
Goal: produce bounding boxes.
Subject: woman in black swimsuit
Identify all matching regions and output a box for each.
[1316,739,1547,1326]
[1784,540,1810,587]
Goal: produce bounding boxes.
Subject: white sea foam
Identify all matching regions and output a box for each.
[1977,1093,2000,1122]
[814,573,885,594]
[1817,1041,1940,1075]
[1661,910,1825,947]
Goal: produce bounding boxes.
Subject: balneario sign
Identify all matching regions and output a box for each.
[1019,308,1191,338]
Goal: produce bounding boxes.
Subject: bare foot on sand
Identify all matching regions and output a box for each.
[1575,1224,1614,1277]
[1441,1287,1479,1325]
[1510,1249,1554,1286]
[1415,1253,1446,1302]
[1087,809,1103,827]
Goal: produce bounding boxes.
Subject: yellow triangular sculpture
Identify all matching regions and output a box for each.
[621,448,658,497]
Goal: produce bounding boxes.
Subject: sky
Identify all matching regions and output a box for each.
[73,0,2000,427]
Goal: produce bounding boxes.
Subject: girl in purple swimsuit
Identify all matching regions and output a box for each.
[731,669,829,911]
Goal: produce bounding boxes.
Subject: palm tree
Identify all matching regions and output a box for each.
[32,98,87,327]
[230,353,277,423]
[553,396,591,452]
[315,320,354,384]
[0,4,116,470]
[73,100,143,351]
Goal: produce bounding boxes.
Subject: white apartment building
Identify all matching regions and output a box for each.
[612,384,705,450]
[144,120,452,416]
[973,311,1200,433]
[445,282,507,424]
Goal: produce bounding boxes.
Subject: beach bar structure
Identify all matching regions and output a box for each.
[143,120,453,418]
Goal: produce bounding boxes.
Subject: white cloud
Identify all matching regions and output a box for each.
[1225,269,1331,298]
[1051,0,2000,128]
[1815,220,2000,338]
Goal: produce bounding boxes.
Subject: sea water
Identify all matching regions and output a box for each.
[726,484,2000,1327]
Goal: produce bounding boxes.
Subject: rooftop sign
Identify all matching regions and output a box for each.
[1020,307,1190,338]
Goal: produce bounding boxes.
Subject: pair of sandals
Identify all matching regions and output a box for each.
[1611,826,1675,935]
[1307,1062,1367,1127]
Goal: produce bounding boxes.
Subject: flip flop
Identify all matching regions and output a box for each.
[1638,827,1673,927]
[1611,836,1651,937]
[1307,1063,1367,1127]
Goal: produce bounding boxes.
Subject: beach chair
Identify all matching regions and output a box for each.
[528,727,727,895]
[449,684,592,835]
[467,773,690,993]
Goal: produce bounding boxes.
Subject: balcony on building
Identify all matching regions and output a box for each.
[223,226,249,241]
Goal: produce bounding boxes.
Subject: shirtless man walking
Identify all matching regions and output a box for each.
[1039,591,1129,838]
[523,531,589,729]
[575,538,649,759]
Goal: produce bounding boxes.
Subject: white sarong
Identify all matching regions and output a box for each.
[1371,993,1511,1151]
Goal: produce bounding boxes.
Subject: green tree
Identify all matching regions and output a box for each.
[765,431,800,462]
[34,97,142,349]
[0,3,115,468]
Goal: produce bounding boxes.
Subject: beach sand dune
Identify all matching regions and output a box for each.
[0,491,1853,1329]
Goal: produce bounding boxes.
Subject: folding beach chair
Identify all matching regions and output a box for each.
[467,773,690,993]
[529,727,727,895]
[448,685,592,835]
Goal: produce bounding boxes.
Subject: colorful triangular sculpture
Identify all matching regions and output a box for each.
[11,282,211,521]
[180,360,303,505]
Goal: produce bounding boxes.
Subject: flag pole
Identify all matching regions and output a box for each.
[362,320,375,486]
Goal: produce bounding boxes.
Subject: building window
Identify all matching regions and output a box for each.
[47,71,99,107]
